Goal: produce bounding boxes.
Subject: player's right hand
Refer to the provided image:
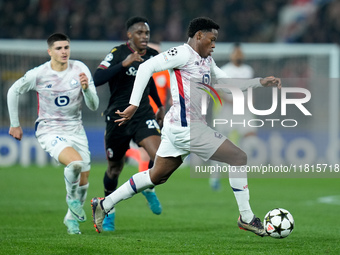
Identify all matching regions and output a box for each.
[155,106,165,129]
[122,52,144,67]
[260,76,282,89]
[79,72,89,90]
[9,126,23,141]
[115,105,138,126]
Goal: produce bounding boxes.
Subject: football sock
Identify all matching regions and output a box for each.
[65,209,74,221]
[64,161,83,200]
[142,162,155,191]
[229,165,254,223]
[107,207,115,216]
[77,183,89,206]
[103,171,118,197]
[102,170,154,213]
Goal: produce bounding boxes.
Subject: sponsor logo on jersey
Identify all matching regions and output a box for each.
[126,66,137,76]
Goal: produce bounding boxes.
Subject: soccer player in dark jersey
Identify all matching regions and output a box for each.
[93,17,164,231]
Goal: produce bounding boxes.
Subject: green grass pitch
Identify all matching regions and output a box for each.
[0,163,339,255]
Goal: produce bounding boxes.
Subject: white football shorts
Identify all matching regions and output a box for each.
[156,122,227,161]
[37,127,91,171]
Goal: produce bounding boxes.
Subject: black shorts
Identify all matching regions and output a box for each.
[104,115,161,161]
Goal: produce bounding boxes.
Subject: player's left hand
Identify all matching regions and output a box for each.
[115,105,138,126]
[79,72,89,90]
[260,76,282,89]
[155,106,165,128]
[9,126,23,141]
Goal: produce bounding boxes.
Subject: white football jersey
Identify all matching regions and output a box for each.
[130,44,261,128]
[7,60,98,137]
[130,44,229,127]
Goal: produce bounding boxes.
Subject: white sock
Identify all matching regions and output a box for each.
[229,165,254,223]
[103,170,154,213]
[64,210,73,221]
[143,187,155,193]
[107,207,115,216]
[64,161,83,200]
[77,183,89,206]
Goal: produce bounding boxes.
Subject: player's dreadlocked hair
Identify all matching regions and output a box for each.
[47,33,70,48]
[126,16,149,31]
[187,17,220,38]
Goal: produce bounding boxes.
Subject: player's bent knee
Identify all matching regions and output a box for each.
[66,160,84,175]
[236,150,247,165]
[107,167,123,178]
[229,150,247,166]
[107,160,124,176]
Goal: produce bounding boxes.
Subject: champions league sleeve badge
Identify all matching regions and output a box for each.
[167,48,178,56]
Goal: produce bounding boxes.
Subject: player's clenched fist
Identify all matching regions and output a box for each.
[79,72,89,90]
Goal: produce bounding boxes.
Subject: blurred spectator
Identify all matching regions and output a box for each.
[276,0,318,42]
[1,0,338,44]
[0,0,284,42]
[296,0,340,44]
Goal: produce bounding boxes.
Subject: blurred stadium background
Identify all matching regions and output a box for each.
[1,0,340,170]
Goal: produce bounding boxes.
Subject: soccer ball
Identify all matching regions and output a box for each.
[264,208,294,238]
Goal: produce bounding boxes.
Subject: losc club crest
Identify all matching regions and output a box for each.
[167,48,178,56]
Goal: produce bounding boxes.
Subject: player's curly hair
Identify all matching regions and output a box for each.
[126,16,149,31]
[187,17,220,38]
[47,33,70,48]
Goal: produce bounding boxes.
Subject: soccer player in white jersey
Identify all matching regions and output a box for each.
[91,17,281,237]
[7,33,99,235]
[210,43,257,190]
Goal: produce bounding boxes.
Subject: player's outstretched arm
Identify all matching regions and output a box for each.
[115,105,138,126]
